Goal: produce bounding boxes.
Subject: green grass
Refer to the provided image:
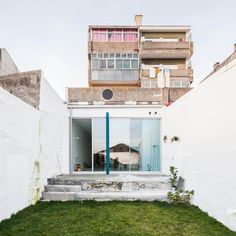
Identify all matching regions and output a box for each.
[0,201,235,236]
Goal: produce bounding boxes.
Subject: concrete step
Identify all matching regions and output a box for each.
[42,192,77,201]
[81,181,170,192]
[47,175,171,192]
[47,174,169,185]
[44,185,81,192]
[76,191,169,202]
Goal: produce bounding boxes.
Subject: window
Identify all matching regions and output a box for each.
[123,29,138,42]
[133,54,138,58]
[91,53,139,70]
[108,59,114,69]
[123,59,130,69]
[170,80,189,88]
[116,59,122,69]
[131,59,138,69]
[91,28,138,42]
[92,59,99,69]
[108,30,122,42]
[92,29,107,42]
[100,59,106,69]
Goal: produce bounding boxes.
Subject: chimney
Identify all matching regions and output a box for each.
[234,43,236,53]
[213,62,220,71]
[134,14,143,26]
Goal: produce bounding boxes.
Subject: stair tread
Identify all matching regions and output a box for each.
[77,190,168,195]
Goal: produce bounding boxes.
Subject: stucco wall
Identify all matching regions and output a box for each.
[0,88,40,221]
[39,77,68,180]
[0,77,67,222]
[162,58,236,231]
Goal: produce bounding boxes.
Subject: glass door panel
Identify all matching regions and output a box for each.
[109,118,130,171]
[72,119,92,172]
[92,118,160,172]
[93,118,106,171]
[130,119,160,171]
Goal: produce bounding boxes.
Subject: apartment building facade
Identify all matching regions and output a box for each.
[88,15,193,90]
[67,15,194,173]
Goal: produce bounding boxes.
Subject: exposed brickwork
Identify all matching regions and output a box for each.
[89,42,139,53]
[0,70,41,109]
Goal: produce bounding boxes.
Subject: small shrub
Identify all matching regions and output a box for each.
[169,166,178,188]
[168,190,194,205]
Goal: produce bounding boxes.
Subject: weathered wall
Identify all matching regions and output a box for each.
[0,70,41,109]
[67,87,191,105]
[89,42,139,53]
[0,77,67,222]
[0,88,40,221]
[0,49,19,76]
[162,58,236,231]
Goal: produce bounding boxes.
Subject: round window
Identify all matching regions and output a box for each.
[102,89,113,100]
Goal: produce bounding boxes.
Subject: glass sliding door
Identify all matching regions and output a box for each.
[92,118,161,172]
[93,118,106,171]
[109,118,131,171]
[72,119,92,172]
[130,119,160,171]
[137,119,160,171]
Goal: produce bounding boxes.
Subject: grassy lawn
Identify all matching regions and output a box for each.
[0,201,235,236]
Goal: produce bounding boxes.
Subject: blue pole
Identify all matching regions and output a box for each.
[106,112,110,175]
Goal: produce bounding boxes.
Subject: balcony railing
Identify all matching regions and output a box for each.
[141,68,193,88]
[140,41,193,59]
[141,68,193,79]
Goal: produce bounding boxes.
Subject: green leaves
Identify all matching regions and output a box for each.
[169,166,178,188]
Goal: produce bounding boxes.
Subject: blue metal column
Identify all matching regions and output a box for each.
[106,112,110,175]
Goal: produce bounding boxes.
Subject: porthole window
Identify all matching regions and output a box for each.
[102,89,113,100]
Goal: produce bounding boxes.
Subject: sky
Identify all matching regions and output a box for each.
[0,0,236,99]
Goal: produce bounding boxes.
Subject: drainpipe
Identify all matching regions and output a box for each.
[106,112,110,175]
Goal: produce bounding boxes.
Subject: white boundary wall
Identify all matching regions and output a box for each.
[0,78,67,222]
[162,59,236,231]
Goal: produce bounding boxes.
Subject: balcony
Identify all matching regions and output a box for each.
[88,42,139,53]
[141,68,193,88]
[140,41,193,59]
[141,68,193,81]
[89,69,140,87]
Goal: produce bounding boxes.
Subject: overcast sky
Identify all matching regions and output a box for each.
[1,0,236,99]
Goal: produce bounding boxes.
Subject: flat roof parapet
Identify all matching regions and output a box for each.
[67,87,192,105]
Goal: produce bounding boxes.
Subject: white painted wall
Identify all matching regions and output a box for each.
[162,58,236,231]
[0,77,68,222]
[39,77,68,177]
[70,106,163,118]
[0,88,40,221]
